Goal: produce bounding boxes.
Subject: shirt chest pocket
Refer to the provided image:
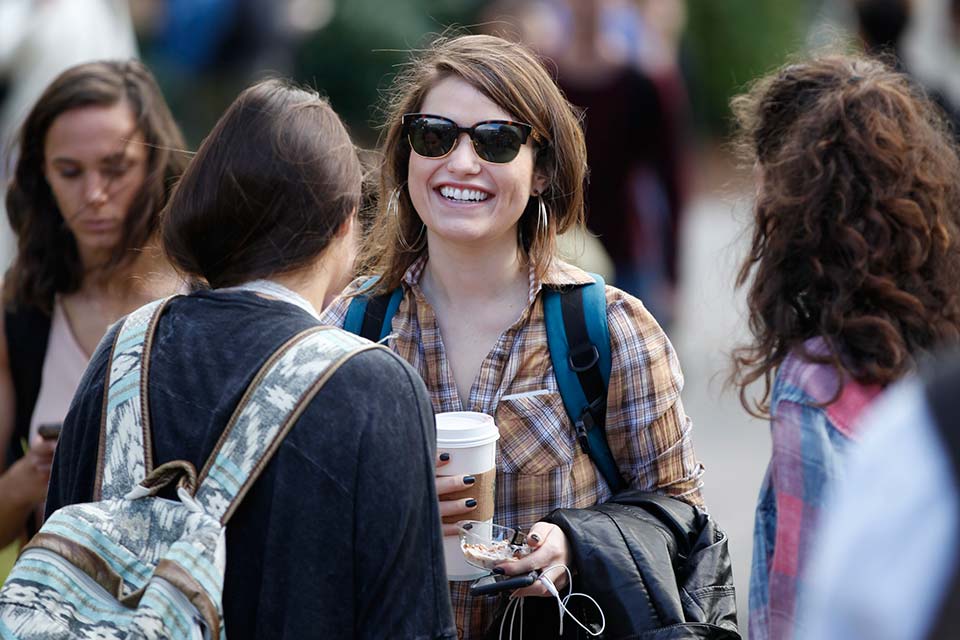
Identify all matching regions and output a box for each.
[495,392,576,475]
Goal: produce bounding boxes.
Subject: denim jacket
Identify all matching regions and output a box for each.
[749,338,881,640]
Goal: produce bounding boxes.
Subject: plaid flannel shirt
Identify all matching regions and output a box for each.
[321,257,704,639]
[749,338,882,640]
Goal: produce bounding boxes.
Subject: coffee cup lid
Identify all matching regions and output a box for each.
[436,411,499,447]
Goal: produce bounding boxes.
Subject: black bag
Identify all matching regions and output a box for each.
[3,305,51,472]
[488,492,740,639]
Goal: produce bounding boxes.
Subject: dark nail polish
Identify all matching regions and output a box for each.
[463,475,476,485]
[529,533,541,543]
[492,567,505,575]
[466,498,478,508]
[439,452,450,462]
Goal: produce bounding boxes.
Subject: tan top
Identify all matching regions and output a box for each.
[28,297,91,442]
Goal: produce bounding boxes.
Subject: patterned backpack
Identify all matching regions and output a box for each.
[0,297,377,639]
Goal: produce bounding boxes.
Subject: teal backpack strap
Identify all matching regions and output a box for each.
[94,296,178,500]
[194,327,381,524]
[343,276,379,335]
[343,277,403,342]
[542,274,626,493]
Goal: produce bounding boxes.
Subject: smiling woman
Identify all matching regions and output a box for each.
[320,34,719,639]
[0,59,188,555]
[406,76,547,259]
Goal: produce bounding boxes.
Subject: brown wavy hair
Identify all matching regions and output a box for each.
[3,60,188,313]
[731,54,960,416]
[358,33,588,293]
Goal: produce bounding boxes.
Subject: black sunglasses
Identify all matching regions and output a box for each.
[402,113,540,164]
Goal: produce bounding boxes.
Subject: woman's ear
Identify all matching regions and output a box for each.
[335,209,357,239]
[531,172,548,197]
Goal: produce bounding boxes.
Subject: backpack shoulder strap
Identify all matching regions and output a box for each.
[94,296,178,500]
[194,326,381,524]
[343,276,403,342]
[542,273,625,493]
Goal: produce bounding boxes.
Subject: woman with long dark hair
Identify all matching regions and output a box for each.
[0,59,188,547]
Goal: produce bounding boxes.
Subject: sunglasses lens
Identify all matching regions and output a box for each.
[408,117,457,158]
[473,123,524,163]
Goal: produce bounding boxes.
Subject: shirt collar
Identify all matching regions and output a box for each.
[402,255,429,289]
[540,259,597,288]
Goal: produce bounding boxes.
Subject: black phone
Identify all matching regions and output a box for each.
[37,422,63,441]
[469,571,539,596]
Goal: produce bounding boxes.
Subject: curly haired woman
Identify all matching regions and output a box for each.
[731,54,960,639]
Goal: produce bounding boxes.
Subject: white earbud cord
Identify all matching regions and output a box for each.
[498,565,605,639]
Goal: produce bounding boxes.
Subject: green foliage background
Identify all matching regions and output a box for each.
[684,0,811,135]
[294,0,485,146]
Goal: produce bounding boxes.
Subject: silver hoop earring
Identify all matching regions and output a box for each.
[537,194,549,241]
[390,185,425,252]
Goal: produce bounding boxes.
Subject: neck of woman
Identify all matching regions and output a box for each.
[421,234,527,307]
[268,259,342,316]
[77,238,182,303]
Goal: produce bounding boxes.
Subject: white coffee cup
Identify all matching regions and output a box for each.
[436,411,499,580]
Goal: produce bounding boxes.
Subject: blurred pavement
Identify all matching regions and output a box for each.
[671,170,768,634]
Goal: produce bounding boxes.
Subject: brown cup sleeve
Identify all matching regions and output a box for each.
[441,468,496,524]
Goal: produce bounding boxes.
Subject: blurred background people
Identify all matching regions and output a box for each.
[901,0,960,125]
[852,0,960,137]
[130,0,319,144]
[731,54,960,639]
[0,59,187,577]
[482,0,691,327]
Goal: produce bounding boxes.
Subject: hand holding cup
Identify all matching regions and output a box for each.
[436,451,480,535]
[434,411,500,580]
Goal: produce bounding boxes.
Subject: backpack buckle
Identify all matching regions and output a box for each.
[575,410,595,454]
[568,344,599,372]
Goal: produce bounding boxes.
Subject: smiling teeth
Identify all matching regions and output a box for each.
[440,186,489,202]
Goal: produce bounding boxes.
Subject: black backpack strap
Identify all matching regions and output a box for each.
[924,355,960,640]
[561,285,608,424]
[4,305,52,469]
[360,292,394,341]
[343,279,403,343]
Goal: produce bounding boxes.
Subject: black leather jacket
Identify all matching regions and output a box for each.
[490,491,741,639]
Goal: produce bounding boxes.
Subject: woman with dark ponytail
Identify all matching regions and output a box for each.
[42,78,456,639]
